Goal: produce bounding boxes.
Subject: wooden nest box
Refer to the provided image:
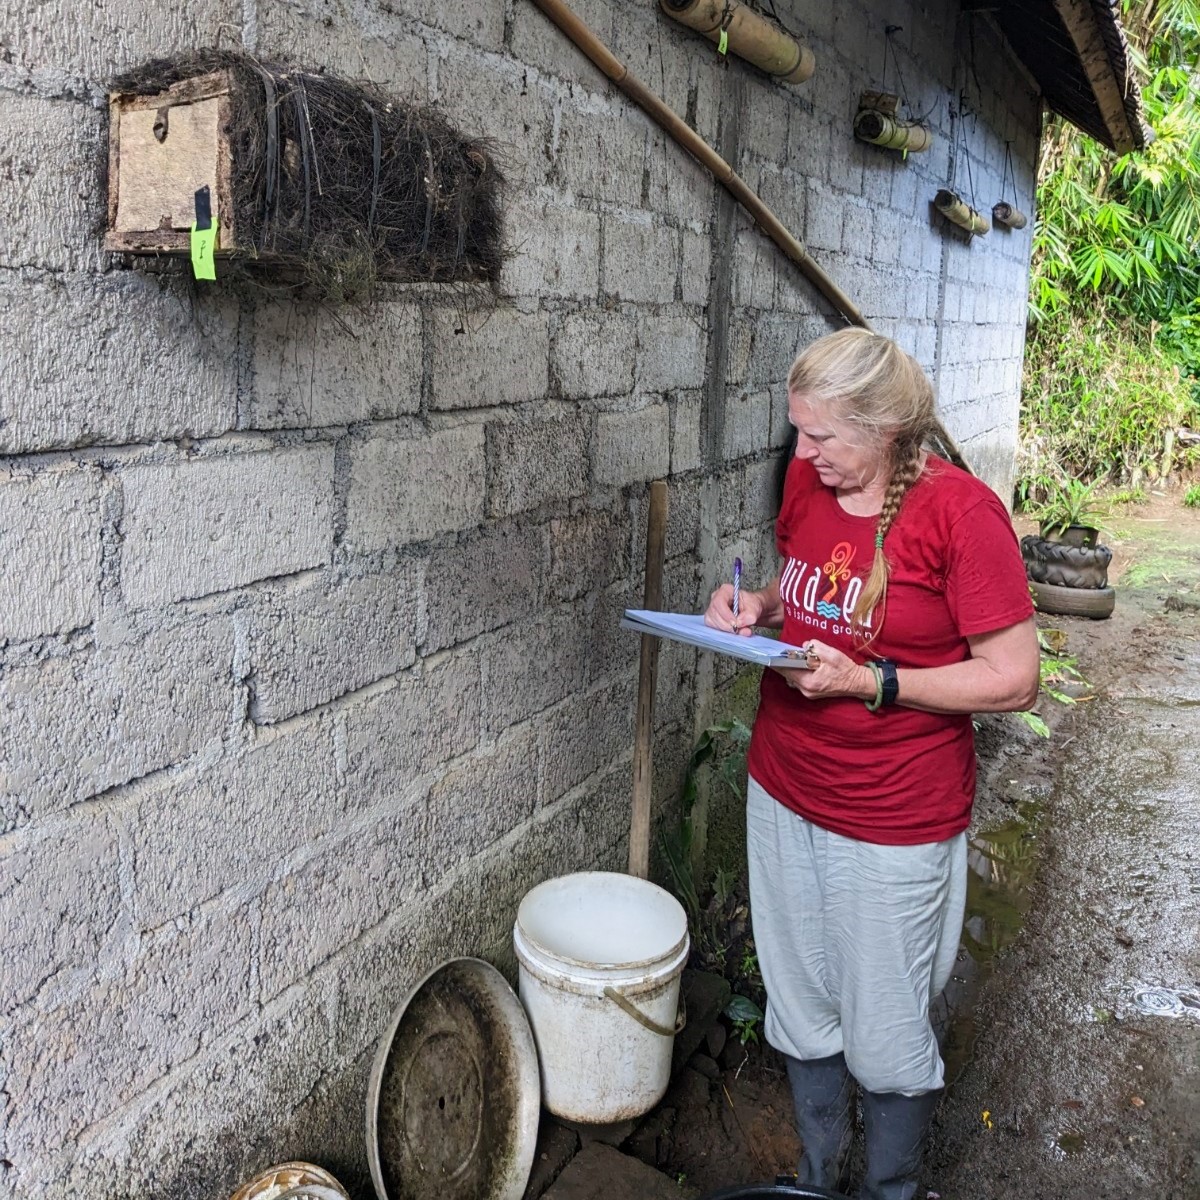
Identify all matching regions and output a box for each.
[106,72,236,257]
[103,53,506,292]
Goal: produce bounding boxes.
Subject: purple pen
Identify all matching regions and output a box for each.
[733,557,742,623]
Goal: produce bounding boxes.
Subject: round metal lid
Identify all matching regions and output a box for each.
[365,957,540,1200]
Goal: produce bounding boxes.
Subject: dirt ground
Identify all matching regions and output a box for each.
[641,495,1200,1198]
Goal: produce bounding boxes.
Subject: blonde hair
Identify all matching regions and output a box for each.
[787,328,958,646]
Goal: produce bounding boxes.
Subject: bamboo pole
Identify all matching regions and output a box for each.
[630,481,669,880]
[660,0,815,85]
[991,201,1028,230]
[935,189,990,235]
[527,0,867,328]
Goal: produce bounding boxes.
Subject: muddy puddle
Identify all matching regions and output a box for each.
[933,798,1045,1085]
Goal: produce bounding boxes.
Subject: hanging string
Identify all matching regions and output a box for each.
[1001,139,1015,202]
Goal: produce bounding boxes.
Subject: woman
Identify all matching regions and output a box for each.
[705,329,1039,1200]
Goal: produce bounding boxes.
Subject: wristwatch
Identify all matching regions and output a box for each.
[877,658,899,706]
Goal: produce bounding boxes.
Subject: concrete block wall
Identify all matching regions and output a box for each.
[0,1,1039,1196]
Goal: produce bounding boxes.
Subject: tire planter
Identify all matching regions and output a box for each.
[1029,579,1116,619]
[1021,535,1112,590]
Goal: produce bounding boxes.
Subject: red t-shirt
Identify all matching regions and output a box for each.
[747,455,1034,845]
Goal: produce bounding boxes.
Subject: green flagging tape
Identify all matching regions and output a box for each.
[190,217,218,281]
[718,28,729,55]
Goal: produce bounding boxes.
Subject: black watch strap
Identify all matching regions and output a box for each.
[878,659,899,706]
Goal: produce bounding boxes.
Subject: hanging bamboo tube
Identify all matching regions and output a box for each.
[934,189,990,235]
[854,108,933,153]
[527,0,864,326]
[659,0,815,85]
[991,201,1028,230]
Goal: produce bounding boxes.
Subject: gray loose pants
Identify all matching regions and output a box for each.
[747,775,967,1095]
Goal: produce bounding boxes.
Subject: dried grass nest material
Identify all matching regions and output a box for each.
[111,51,506,297]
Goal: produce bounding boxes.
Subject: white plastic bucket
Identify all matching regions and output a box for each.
[513,871,689,1124]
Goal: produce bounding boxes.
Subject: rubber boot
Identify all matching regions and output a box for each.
[784,1052,855,1194]
[858,1088,941,1200]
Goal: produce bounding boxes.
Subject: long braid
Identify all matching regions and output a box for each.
[849,435,926,646]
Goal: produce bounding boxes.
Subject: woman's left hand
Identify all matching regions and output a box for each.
[771,639,874,701]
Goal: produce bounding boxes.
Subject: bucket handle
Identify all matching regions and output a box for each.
[603,986,687,1038]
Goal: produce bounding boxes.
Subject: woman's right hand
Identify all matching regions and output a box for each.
[705,583,766,636]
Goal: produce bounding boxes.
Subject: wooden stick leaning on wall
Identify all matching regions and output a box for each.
[630,481,669,879]
[528,0,865,329]
[527,0,974,475]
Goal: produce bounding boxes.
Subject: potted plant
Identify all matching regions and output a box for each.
[1035,479,1104,547]
[1021,479,1114,618]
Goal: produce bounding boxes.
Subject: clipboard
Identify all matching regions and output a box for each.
[621,610,816,669]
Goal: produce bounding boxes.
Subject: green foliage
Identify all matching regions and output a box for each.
[660,719,751,923]
[1022,2,1200,498]
[1019,313,1193,499]
[1032,478,1105,536]
[1185,483,1200,506]
[724,994,765,1045]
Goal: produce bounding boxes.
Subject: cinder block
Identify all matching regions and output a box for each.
[805,180,844,253]
[479,609,590,735]
[770,380,795,449]
[407,0,505,48]
[501,198,600,300]
[508,0,614,87]
[594,405,671,488]
[842,200,873,257]
[252,302,422,428]
[786,116,833,184]
[759,166,806,241]
[0,814,121,1013]
[872,209,904,267]
[341,652,481,812]
[671,391,702,474]
[553,104,645,207]
[256,3,429,98]
[746,315,802,386]
[346,425,484,551]
[742,84,791,163]
[551,310,636,400]
[601,216,678,305]
[548,508,630,602]
[583,584,638,686]
[743,454,787,527]
[423,523,547,651]
[121,446,334,608]
[0,95,103,273]
[128,721,342,928]
[680,229,713,305]
[0,274,238,455]
[646,130,714,226]
[0,616,235,830]
[4,0,238,77]
[611,8,690,114]
[636,313,707,392]
[732,226,775,309]
[540,678,635,805]
[43,972,340,1200]
[5,901,255,1157]
[486,415,589,516]
[0,466,101,642]
[631,471,702,565]
[259,804,423,1001]
[723,389,772,460]
[434,43,551,189]
[242,566,423,724]
[423,726,540,876]
[430,308,550,410]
